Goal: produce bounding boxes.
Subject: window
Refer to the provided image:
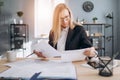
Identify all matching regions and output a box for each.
[34,0,65,38]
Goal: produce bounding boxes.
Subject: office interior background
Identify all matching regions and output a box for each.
[0,0,120,59]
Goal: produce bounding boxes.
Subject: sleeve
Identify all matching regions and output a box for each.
[79,26,92,48]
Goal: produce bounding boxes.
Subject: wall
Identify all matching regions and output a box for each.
[0,0,34,57]
[117,0,120,58]
[1,0,34,40]
[0,0,15,55]
[22,0,34,40]
[0,0,119,58]
[68,0,118,56]
[118,0,120,50]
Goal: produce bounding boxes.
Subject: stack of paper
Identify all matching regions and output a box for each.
[0,59,76,79]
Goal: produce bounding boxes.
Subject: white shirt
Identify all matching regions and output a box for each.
[57,27,69,51]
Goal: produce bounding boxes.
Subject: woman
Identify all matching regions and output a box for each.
[34,3,96,59]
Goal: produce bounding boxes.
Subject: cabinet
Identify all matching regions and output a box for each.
[83,23,113,56]
[9,24,29,51]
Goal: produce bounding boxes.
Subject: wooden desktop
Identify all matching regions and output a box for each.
[73,61,120,80]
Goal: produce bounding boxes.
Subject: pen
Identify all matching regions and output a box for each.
[30,72,41,80]
[26,53,34,57]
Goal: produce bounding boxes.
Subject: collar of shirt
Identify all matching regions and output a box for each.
[62,26,69,32]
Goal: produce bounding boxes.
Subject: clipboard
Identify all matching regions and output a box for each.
[0,65,10,73]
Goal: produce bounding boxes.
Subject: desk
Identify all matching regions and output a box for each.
[0,59,120,80]
[73,61,120,80]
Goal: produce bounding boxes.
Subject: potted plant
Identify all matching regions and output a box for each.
[92,17,98,23]
[16,11,24,24]
[17,11,24,17]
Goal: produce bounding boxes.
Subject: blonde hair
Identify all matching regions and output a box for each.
[51,3,75,46]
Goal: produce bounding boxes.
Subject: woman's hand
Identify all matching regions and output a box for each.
[84,47,99,68]
[33,50,46,58]
[84,47,97,57]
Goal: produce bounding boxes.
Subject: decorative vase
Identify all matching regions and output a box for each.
[16,11,24,24]
[93,20,97,23]
[99,56,113,77]
[19,18,23,24]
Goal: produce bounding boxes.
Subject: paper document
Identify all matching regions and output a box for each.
[0,59,76,79]
[32,41,61,57]
[32,41,87,62]
[61,49,86,62]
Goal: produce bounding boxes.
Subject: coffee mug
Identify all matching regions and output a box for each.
[6,51,16,62]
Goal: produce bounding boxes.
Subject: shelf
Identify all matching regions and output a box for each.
[11,48,26,50]
[104,24,112,28]
[83,22,113,56]
[11,35,26,38]
[9,24,28,51]
[83,23,107,25]
[83,23,112,28]
[14,35,26,38]
[10,24,27,26]
[89,35,104,38]
[95,47,105,50]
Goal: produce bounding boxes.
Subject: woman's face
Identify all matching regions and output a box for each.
[60,9,70,28]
